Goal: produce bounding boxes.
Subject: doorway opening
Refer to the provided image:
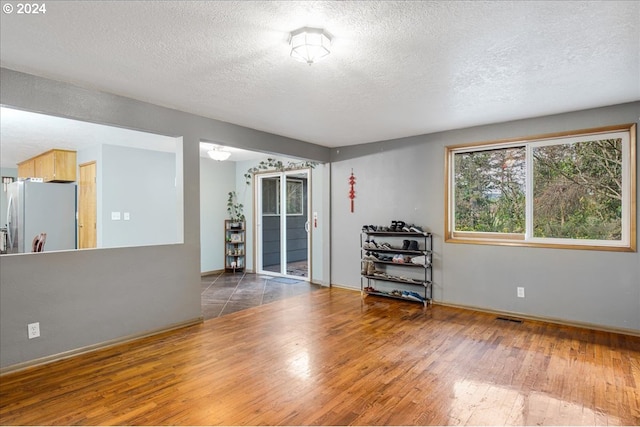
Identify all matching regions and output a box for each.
[256,169,311,279]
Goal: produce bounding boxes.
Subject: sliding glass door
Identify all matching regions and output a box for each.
[256,170,310,279]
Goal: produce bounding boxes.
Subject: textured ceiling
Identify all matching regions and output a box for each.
[1,1,638,150]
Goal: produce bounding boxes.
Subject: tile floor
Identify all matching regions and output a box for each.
[200,271,323,320]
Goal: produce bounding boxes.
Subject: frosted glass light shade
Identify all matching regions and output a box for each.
[208,149,231,161]
[289,27,332,64]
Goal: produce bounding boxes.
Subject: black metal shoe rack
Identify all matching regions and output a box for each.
[360,228,433,307]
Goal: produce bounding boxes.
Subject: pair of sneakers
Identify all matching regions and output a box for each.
[391,221,425,233]
[392,254,410,264]
[363,239,378,249]
[390,220,406,231]
[365,240,394,250]
[361,259,376,276]
[402,240,420,251]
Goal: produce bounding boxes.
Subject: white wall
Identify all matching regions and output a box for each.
[101,144,178,248]
[331,102,640,332]
[200,157,236,273]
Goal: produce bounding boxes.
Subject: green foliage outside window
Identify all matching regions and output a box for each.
[452,135,626,243]
[532,139,622,240]
[454,147,525,234]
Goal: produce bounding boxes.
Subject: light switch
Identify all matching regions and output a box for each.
[111,212,121,220]
[124,212,130,221]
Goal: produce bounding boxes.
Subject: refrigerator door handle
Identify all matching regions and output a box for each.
[6,194,13,250]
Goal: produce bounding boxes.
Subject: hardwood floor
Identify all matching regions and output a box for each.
[1,288,639,425]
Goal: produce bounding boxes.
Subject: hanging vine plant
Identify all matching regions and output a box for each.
[244,158,318,185]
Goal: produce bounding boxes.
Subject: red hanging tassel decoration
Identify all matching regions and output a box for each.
[348,170,356,213]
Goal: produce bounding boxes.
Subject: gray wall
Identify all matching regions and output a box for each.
[331,102,640,333]
[2,64,634,373]
[311,164,330,285]
[0,68,330,370]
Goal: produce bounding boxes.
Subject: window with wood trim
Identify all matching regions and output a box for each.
[445,124,636,251]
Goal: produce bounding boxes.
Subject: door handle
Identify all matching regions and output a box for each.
[6,195,13,249]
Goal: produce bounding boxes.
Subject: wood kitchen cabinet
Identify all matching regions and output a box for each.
[17,149,77,182]
[17,159,35,179]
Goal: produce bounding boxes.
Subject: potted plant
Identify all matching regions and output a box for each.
[227,191,245,229]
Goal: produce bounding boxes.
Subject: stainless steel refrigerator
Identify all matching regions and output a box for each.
[5,180,77,253]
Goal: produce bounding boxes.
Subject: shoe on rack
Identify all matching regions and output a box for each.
[367,260,376,276]
[365,239,378,249]
[408,240,419,251]
[410,255,426,266]
[390,220,398,231]
[396,221,406,231]
[409,225,424,233]
[402,291,424,302]
[402,239,410,250]
[367,252,380,261]
[361,260,369,275]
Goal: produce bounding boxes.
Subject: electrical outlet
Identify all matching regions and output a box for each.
[517,287,525,298]
[28,322,40,339]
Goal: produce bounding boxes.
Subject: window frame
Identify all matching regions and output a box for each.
[445,123,636,252]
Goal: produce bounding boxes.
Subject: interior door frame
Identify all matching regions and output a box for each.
[255,168,311,280]
[78,161,97,249]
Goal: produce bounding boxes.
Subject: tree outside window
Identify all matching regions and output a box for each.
[446,124,636,251]
[533,139,622,241]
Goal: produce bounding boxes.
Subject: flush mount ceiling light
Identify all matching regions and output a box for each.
[289,27,332,65]
[207,146,231,161]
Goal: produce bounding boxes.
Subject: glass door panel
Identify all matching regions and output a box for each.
[257,170,310,279]
[259,175,282,275]
[284,173,309,278]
